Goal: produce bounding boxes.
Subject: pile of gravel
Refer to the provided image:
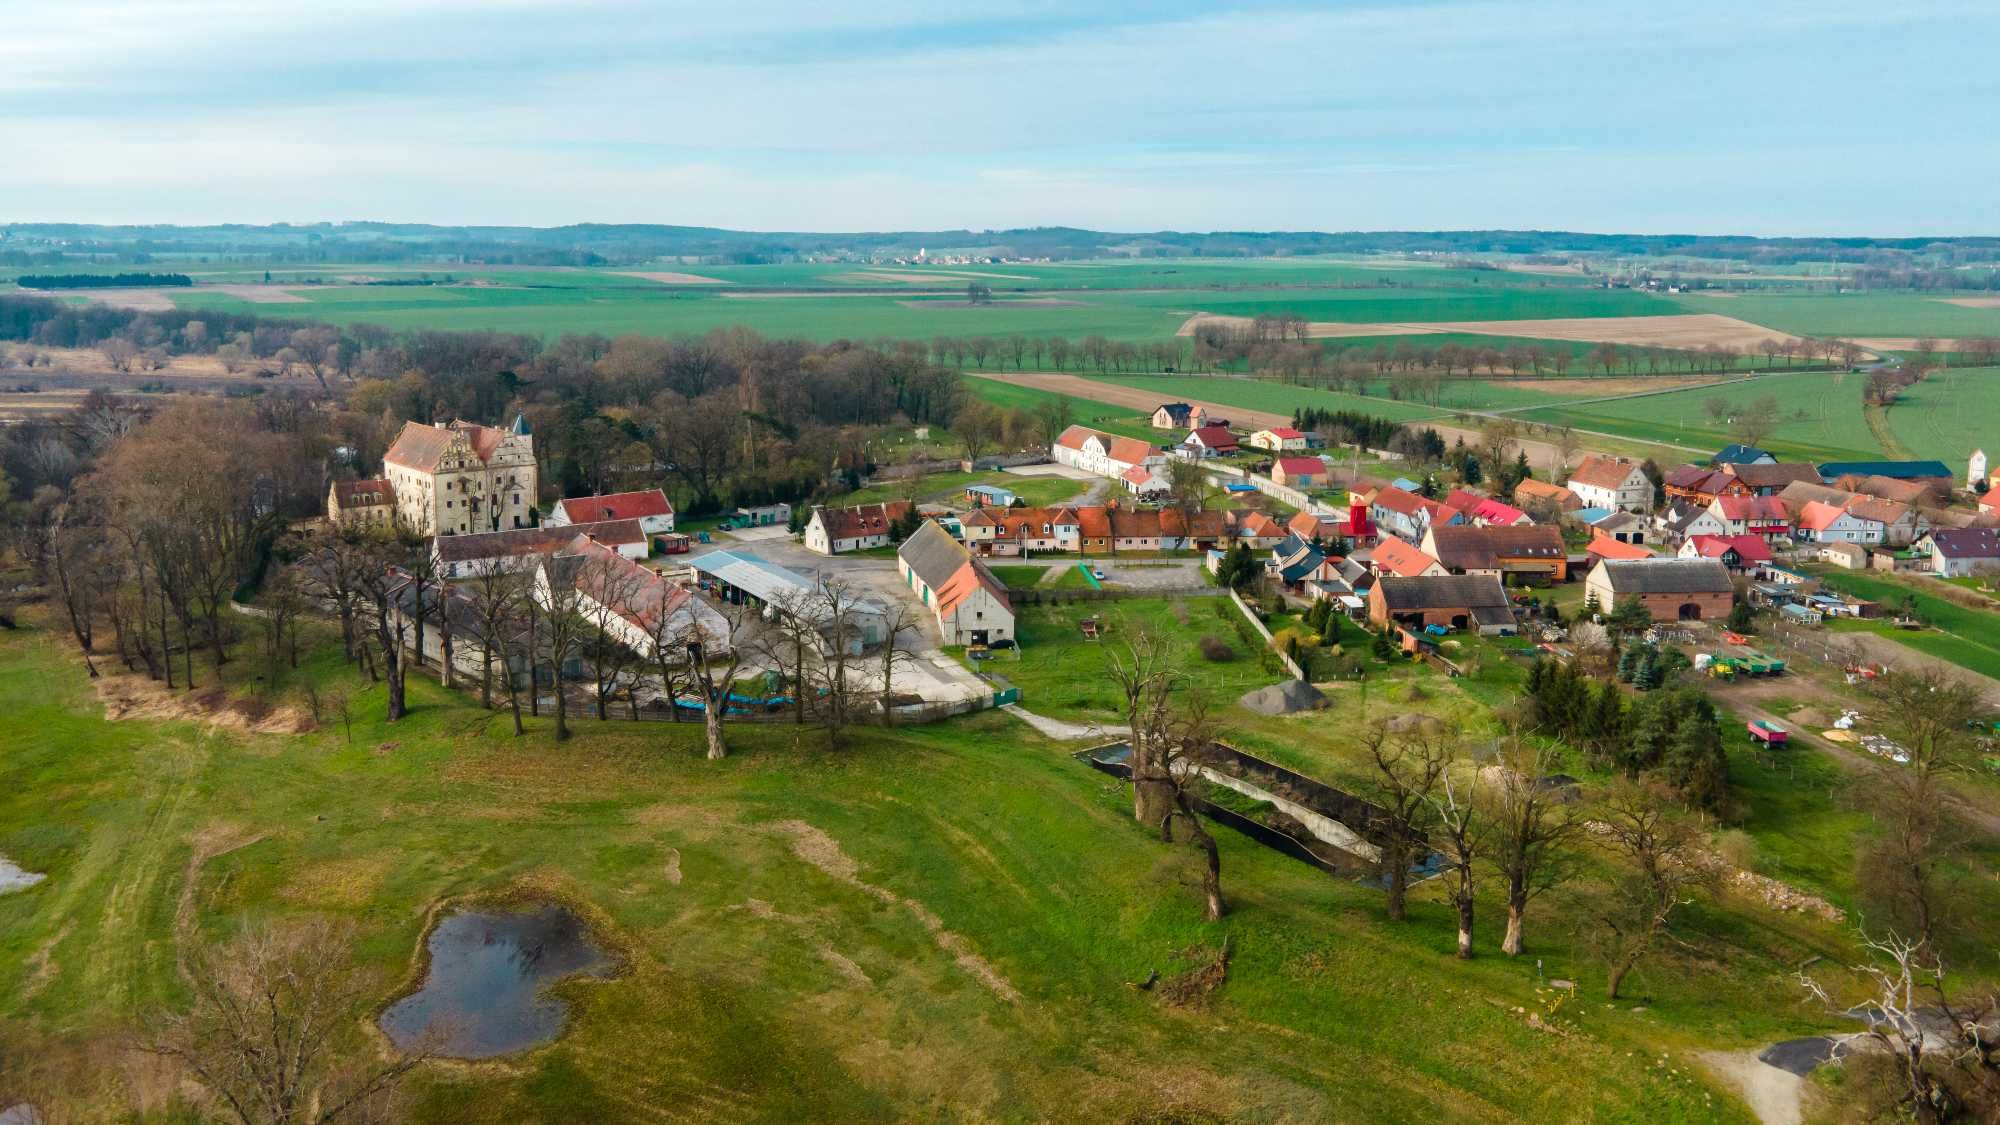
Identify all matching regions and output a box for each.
[1240,679,1327,716]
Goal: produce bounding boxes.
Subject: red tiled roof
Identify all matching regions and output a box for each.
[1471,498,1528,526]
[558,489,675,525]
[1980,487,2000,512]
[1188,425,1237,448]
[1688,534,1771,563]
[561,535,693,636]
[1264,427,1305,439]
[1272,457,1322,477]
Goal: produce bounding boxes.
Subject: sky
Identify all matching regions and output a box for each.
[4,0,1998,236]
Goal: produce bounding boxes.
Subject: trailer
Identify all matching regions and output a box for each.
[1748,719,1790,746]
[655,533,692,555]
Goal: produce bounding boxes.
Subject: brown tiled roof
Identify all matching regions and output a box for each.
[332,478,392,507]
[815,500,910,540]
[1427,525,1564,571]
[1569,455,1641,491]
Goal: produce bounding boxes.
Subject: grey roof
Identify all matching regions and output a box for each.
[1596,558,1734,594]
[898,519,972,590]
[1373,574,1511,611]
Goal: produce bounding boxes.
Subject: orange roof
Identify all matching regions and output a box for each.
[1513,478,1581,509]
[1107,436,1159,465]
[1796,500,1853,533]
[1372,536,1442,577]
[1055,424,1112,453]
[1981,487,2000,511]
[1587,535,1651,560]
[1372,486,1430,516]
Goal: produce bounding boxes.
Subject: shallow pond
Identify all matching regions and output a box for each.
[379,903,611,1059]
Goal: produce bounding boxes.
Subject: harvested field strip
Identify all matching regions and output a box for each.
[1175,312,1798,350]
[614,271,732,285]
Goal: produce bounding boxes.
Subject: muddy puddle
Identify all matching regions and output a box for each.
[380,903,611,1059]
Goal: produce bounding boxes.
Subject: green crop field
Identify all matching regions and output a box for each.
[1516,370,1884,463]
[1881,366,2000,470]
[1673,291,2000,339]
[1118,283,1675,324]
[964,377,1164,439]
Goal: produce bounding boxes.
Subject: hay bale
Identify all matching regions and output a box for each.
[1239,679,1327,716]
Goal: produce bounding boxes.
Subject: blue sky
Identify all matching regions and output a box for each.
[4,0,1997,235]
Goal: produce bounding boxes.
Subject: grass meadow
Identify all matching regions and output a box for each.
[0,589,1920,1122]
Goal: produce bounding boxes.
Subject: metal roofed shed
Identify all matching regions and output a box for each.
[689,548,888,646]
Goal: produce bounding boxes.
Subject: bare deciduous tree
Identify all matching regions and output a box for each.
[1361,721,1451,922]
[1106,629,1181,827]
[1591,784,1714,999]
[1484,741,1582,956]
[141,919,435,1125]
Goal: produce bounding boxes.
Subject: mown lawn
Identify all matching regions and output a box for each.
[0,606,1910,1123]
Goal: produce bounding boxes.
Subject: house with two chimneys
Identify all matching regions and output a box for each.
[802,501,912,555]
[1565,455,1653,514]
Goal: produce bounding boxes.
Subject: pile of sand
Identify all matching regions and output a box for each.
[1240,679,1326,715]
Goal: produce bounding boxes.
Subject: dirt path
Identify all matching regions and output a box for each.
[1001,704,1105,741]
[1700,1049,1803,1125]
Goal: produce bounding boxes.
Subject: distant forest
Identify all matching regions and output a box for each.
[4,222,1999,270]
[15,272,192,289]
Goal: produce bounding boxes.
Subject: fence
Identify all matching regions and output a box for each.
[1228,588,1307,680]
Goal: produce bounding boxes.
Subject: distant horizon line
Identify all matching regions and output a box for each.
[6,220,1999,243]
